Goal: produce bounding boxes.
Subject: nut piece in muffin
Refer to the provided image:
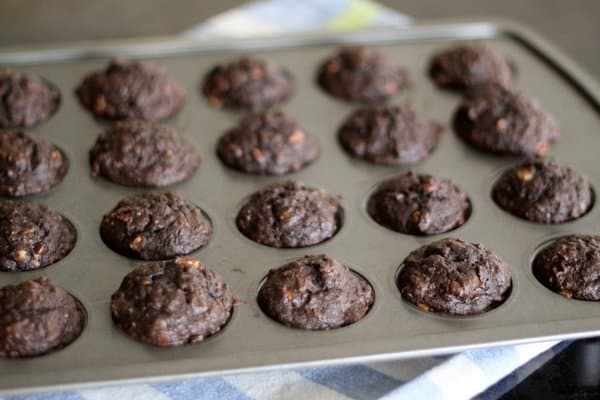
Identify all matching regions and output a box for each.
[317,46,408,103]
[75,59,185,121]
[0,69,60,129]
[428,44,513,90]
[0,200,76,272]
[0,277,84,358]
[533,234,600,301]
[202,57,293,111]
[100,192,212,260]
[338,105,442,165]
[236,180,342,248]
[111,257,234,346]
[492,158,592,224]
[258,254,374,330]
[367,171,470,235]
[89,119,199,187]
[0,130,68,197]
[398,238,512,315]
[453,83,560,156]
[217,110,320,175]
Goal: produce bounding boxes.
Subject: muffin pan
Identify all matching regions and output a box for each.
[0,19,599,394]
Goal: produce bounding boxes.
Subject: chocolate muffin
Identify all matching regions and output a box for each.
[317,47,407,103]
[398,238,512,315]
[0,130,68,197]
[202,57,293,111]
[0,277,84,358]
[217,110,320,175]
[533,235,600,301]
[428,44,513,90]
[258,254,374,330]
[492,158,592,224]
[111,257,233,346]
[236,180,342,248]
[100,192,212,260]
[75,59,185,121]
[367,172,470,235]
[0,69,60,129]
[453,83,560,156]
[337,105,442,165]
[89,119,199,187]
[0,200,76,272]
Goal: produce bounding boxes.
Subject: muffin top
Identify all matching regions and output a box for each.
[0,277,84,358]
[398,238,512,315]
[258,254,374,330]
[367,171,470,235]
[533,234,600,301]
[202,57,293,111]
[453,83,560,156]
[0,130,68,197]
[317,46,408,103]
[111,257,233,346]
[338,105,442,165]
[76,59,185,121]
[0,200,76,272]
[89,119,199,187]
[217,110,319,175]
[492,158,592,224]
[428,44,513,90]
[100,192,212,260]
[0,69,60,129]
[236,180,341,248]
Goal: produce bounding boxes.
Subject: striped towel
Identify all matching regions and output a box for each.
[1,1,567,399]
[1,341,567,400]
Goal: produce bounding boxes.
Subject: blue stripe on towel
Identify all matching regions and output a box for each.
[464,346,519,376]
[152,378,252,400]
[297,365,404,400]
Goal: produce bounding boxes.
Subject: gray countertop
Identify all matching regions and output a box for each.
[0,0,598,78]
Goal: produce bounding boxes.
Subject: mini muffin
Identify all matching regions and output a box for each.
[533,235,600,301]
[492,158,592,224]
[111,257,234,346]
[428,44,513,90]
[258,254,374,330]
[0,200,76,272]
[367,172,470,235]
[317,47,408,103]
[0,130,68,197]
[453,83,560,156]
[236,180,342,248]
[398,238,512,315]
[100,192,212,260]
[337,105,442,165]
[202,57,293,111]
[0,69,60,129]
[89,119,199,187]
[75,59,185,121]
[217,110,320,175]
[0,277,84,358]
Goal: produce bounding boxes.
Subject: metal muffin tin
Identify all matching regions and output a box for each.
[0,19,598,395]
